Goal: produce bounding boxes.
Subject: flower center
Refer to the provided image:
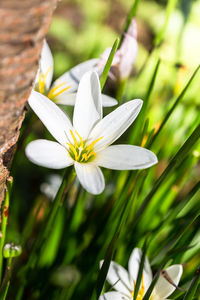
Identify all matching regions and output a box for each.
[37,67,70,100]
[131,275,145,300]
[67,130,103,163]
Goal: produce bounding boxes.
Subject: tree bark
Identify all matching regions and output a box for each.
[0,0,58,207]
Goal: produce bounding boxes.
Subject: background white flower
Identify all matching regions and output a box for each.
[34,40,117,107]
[26,71,157,195]
[97,18,138,81]
[99,248,183,300]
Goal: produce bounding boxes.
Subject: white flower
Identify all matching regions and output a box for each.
[97,19,138,81]
[99,248,183,300]
[34,40,117,107]
[26,71,157,195]
[40,174,62,200]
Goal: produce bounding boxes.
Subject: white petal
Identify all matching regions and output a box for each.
[100,261,132,297]
[128,248,152,291]
[74,163,105,194]
[28,91,73,146]
[52,59,99,93]
[119,36,138,79]
[102,94,118,107]
[56,92,117,108]
[35,40,53,91]
[154,265,183,298]
[73,71,102,139]
[95,145,158,170]
[25,140,73,169]
[55,92,76,106]
[99,292,129,300]
[70,58,99,81]
[88,99,143,152]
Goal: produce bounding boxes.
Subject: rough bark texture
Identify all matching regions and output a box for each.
[0,0,58,207]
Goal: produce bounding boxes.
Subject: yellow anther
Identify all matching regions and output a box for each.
[86,136,103,151]
[67,132,99,163]
[131,275,145,299]
[38,72,45,94]
[38,66,52,94]
[82,153,88,161]
[87,151,96,160]
[75,131,84,148]
[67,143,78,161]
[70,130,79,148]
[48,82,68,97]
[48,84,71,99]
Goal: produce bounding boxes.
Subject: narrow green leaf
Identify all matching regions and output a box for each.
[130,59,160,144]
[151,181,200,240]
[0,178,13,283]
[154,0,178,46]
[133,240,147,300]
[93,231,118,300]
[132,124,200,227]
[183,266,200,299]
[100,38,119,90]
[119,0,141,47]
[94,184,137,299]
[148,65,200,148]
[142,267,164,300]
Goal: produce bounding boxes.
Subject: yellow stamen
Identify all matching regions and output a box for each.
[87,151,96,160]
[82,153,88,162]
[48,82,71,99]
[86,136,103,151]
[75,130,84,148]
[131,275,145,299]
[38,66,51,94]
[70,130,79,148]
[38,72,45,94]
[67,143,78,161]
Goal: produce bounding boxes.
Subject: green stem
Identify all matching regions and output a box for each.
[100,38,119,91]
[0,258,12,300]
[115,79,126,103]
[119,0,141,47]
[0,179,12,284]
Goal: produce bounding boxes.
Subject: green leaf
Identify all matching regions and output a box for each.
[100,38,119,90]
[132,124,200,227]
[183,266,200,300]
[133,239,147,300]
[148,65,200,148]
[154,0,178,46]
[119,0,141,47]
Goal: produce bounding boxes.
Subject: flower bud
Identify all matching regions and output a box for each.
[3,243,22,258]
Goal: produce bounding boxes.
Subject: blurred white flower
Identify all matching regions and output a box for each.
[99,248,183,300]
[40,174,62,200]
[97,19,138,81]
[26,71,157,195]
[34,40,117,107]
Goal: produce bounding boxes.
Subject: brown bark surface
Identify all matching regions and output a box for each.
[0,0,58,207]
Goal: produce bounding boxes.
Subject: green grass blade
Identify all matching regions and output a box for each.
[142,267,164,300]
[183,266,200,300]
[100,38,119,90]
[133,240,147,300]
[93,186,137,299]
[151,181,200,239]
[132,124,200,226]
[119,0,141,47]
[148,65,200,148]
[154,0,178,46]
[130,59,160,144]
[0,178,13,284]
